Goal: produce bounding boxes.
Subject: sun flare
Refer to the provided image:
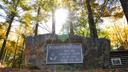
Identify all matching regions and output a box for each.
[55,8,69,34]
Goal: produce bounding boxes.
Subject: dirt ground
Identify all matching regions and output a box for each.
[0,68,128,72]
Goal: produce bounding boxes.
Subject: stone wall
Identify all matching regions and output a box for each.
[24,34,110,71]
[83,38,110,69]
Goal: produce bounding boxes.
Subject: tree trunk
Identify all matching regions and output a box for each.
[52,8,55,34]
[12,36,19,68]
[69,12,74,35]
[70,22,74,35]
[0,16,14,60]
[86,0,98,38]
[34,7,41,36]
[120,0,128,23]
[0,0,20,60]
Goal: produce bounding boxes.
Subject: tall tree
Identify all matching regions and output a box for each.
[85,0,98,38]
[34,0,55,34]
[120,0,128,23]
[0,0,20,60]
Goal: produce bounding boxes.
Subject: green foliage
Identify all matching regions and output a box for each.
[21,12,32,27]
[40,0,54,12]
[19,0,32,10]
[97,29,108,38]
[58,34,69,42]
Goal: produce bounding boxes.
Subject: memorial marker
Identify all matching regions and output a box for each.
[46,43,83,64]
